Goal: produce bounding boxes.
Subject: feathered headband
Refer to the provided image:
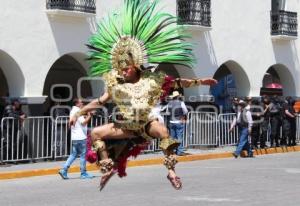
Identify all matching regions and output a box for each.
[87,0,195,76]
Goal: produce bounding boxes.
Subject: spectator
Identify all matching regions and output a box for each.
[0,96,5,162]
[58,98,94,179]
[282,96,296,146]
[167,91,189,156]
[230,100,254,158]
[269,95,283,147]
[260,96,271,149]
[0,96,5,121]
[288,97,297,146]
[231,97,240,113]
[2,99,27,161]
[245,97,262,149]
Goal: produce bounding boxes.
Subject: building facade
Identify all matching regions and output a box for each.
[0,0,299,115]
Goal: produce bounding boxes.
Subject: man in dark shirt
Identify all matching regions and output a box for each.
[260,96,271,148]
[2,99,26,161]
[282,96,296,146]
[268,96,283,147]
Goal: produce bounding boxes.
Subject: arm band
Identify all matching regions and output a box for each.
[191,79,201,87]
[75,110,86,118]
[175,78,182,89]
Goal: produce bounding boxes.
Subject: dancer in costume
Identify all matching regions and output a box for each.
[69,0,217,191]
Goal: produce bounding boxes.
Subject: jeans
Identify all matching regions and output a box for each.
[170,122,185,155]
[63,139,87,174]
[234,127,253,157]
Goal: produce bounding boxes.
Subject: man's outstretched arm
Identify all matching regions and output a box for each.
[171,77,218,88]
[69,92,110,127]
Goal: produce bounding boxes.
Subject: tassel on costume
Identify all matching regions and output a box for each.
[116,144,146,177]
[85,132,98,163]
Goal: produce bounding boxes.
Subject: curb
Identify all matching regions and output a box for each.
[1,145,300,180]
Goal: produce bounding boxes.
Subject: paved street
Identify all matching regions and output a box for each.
[1,152,300,206]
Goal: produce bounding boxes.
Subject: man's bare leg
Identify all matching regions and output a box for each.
[91,123,135,190]
[147,120,182,189]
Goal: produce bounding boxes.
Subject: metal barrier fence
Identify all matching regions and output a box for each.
[25,117,53,161]
[0,115,107,163]
[1,113,300,163]
[296,114,300,142]
[217,113,239,146]
[53,116,69,158]
[1,117,26,162]
[186,112,218,146]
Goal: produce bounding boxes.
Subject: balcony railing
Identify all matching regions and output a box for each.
[46,0,96,14]
[271,10,297,38]
[177,0,211,27]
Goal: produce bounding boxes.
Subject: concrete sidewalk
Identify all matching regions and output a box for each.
[1,145,300,180]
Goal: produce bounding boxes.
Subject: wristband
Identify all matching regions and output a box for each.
[75,110,86,117]
[191,79,201,86]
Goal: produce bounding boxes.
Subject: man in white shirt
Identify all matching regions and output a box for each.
[229,99,254,158]
[59,98,94,179]
[167,91,188,156]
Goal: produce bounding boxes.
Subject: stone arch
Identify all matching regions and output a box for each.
[217,60,250,96]
[211,60,250,112]
[42,53,94,113]
[261,64,296,96]
[0,50,25,97]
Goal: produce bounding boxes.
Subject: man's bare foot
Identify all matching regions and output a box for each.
[167,174,182,190]
[99,169,116,191]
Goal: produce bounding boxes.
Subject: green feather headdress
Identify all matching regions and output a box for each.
[87,0,195,76]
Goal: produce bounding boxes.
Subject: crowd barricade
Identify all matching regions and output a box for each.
[89,115,107,128]
[25,116,53,161]
[0,116,53,163]
[1,117,27,162]
[185,112,219,146]
[217,113,239,146]
[296,114,300,142]
[2,112,300,164]
[53,116,70,159]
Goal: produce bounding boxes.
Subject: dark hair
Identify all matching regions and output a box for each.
[245,96,252,103]
[286,96,295,105]
[73,98,80,106]
[140,65,155,71]
[11,98,20,105]
[262,96,270,103]
[252,99,260,105]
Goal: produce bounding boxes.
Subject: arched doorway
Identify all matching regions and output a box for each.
[211,60,250,113]
[0,68,9,117]
[43,54,93,114]
[0,50,25,97]
[0,50,24,117]
[261,64,295,96]
[0,68,9,97]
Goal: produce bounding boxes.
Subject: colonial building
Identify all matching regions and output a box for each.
[0,0,299,114]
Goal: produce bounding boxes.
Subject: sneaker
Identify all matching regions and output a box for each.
[246,154,255,158]
[232,152,238,158]
[177,152,190,156]
[80,172,94,179]
[58,169,69,180]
